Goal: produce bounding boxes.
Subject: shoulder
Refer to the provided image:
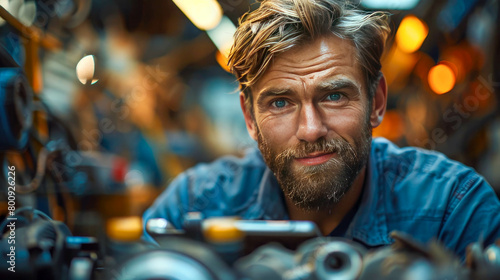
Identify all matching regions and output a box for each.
[371,137,479,184]
[370,137,491,224]
[367,138,500,253]
[183,146,269,195]
[146,147,269,225]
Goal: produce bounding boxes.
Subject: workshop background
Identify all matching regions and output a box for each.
[0,0,499,232]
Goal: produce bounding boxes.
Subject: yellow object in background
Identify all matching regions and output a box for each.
[396,15,428,53]
[428,62,456,94]
[107,216,143,242]
[204,217,244,243]
[172,0,223,31]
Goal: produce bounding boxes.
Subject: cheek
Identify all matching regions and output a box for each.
[258,115,297,147]
[325,108,368,142]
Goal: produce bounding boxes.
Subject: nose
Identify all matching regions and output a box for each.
[296,103,328,142]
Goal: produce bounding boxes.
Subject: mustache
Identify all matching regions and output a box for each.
[277,137,353,160]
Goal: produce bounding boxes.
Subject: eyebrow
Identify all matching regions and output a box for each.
[316,79,361,94]
[256,87,292,107]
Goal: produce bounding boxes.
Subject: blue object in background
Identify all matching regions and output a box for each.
[0,68,33,151]
[0,30,25,67]
[438,0,480,32]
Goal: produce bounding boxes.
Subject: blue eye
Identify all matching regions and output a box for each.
[273,99,287,108]
[327,93,342,101]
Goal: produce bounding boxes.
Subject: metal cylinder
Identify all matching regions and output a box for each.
[295,237,366,280]
[312,241,364,280]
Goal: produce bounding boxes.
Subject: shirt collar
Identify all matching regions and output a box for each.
[346,145,392,247]
[253,168,290,220]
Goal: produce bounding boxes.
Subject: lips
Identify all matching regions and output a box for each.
[294,152,336,166]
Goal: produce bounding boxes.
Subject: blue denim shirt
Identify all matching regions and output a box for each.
[142,138,500,259]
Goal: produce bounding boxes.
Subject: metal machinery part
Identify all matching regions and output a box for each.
[466,240,500,279]
[114,250,218,280]
[312,241,365,280]
[293,237,367,280]
[234,244,296,280]
[485,242,500,266]
[146,218,184,237]
[359,231,467,280]
[113,237,237,280]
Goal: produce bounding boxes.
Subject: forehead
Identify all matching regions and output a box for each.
[251,35,364,94]
[279,35,358,66]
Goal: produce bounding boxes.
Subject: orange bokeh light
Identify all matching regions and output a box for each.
[372,110,405,141]
[215,51,230,72]
[428,63,456,94]
[396,15,428,53]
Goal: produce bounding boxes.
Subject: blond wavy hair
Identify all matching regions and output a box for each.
[228,0,390,107]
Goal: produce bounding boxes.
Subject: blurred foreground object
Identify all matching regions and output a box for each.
[0,67,33,150]
[466,239,500,279]
[2,211,500,279]
[360,231,467,280]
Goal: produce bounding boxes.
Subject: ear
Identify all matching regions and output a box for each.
[370,75,388,128]
[240,92,258,140]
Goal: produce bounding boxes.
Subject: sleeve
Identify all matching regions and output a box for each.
[438,173,500,260]
[141,173,191,244]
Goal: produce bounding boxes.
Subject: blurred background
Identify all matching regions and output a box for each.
[0,0,499,231]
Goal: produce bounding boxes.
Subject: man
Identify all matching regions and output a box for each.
[143,0,500,259]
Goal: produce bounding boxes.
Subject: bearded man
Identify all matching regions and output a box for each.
[143,0,500,259]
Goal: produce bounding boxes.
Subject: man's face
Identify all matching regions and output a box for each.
[245,35,375,212]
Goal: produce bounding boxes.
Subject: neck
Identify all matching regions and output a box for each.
[285,166,366,236]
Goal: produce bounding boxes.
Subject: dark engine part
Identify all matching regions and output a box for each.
[236,237,366,280]
[359,231,467,280]
[234,244,296,280]
[112,237,237,280]
[292,237,367,280]
[0,208,72,280]
[466,239,500,280]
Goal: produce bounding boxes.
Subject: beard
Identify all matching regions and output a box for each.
[257,119,372,212]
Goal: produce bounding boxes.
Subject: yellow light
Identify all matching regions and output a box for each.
[216,51,230,72]
[396,15,428,53]
[76,55,99,85]
[106,216,143,242]
[428,63,456,94]
[172,0,223,31]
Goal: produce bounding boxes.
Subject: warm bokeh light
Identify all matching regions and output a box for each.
[428,62,456,94]
[381,45,419,90]
[76,55,99,85]
[396,15,429,53]
[414,52,434,83]
[106,216,143,241]
[372,110,405,141]
[442,43,483,83]
[172,0,223,31]
[216,51,230,72]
